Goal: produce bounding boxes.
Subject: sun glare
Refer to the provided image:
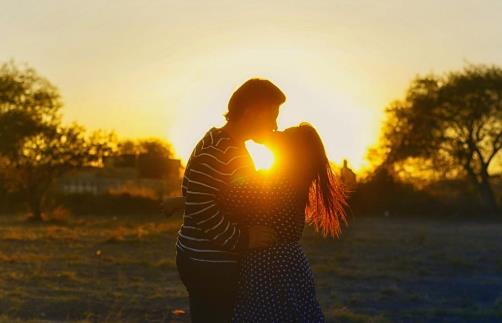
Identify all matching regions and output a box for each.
[165,47,383,174]
[246,141,275,170]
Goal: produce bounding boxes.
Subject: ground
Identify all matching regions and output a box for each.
[0,213,501,323]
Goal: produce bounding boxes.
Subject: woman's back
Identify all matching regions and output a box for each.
[222,173,306,243]
[222,172,325,322]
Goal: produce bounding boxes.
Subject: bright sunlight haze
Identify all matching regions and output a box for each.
[3,1,502,172]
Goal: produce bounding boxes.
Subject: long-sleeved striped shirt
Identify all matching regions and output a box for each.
[176,127,254,263]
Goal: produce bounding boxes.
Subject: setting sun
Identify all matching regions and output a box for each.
[5,1,500,176]
[246,141,275,171]
[2,2,502,322]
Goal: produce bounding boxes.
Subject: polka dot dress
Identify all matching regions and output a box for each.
[223,175,325,323]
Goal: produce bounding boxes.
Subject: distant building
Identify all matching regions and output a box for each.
[56,155,182,198]
[340,159,357,191]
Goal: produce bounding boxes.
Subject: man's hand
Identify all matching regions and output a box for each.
[248,225,278,249]
[161,197,185,217]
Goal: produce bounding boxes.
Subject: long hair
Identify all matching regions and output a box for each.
[281,123,348,238]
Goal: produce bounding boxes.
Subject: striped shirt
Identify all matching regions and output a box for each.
[176,127,254,263]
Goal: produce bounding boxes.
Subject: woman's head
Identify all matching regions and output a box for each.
[270,123,348,237]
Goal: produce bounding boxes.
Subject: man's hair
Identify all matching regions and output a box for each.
[225,78,286,121]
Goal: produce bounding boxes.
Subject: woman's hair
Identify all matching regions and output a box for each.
[225,78,286,122]
[279,123,348,238]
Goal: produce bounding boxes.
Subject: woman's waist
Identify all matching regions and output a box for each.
[243,221,304,238]
[246,240,302,255]
[242,242,308,266]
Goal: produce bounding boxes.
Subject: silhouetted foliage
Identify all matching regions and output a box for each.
[349,166,443,216]
[381,64,502,214]
[117,139,176,179]
[0,62,114,220]
[0,61,61,156]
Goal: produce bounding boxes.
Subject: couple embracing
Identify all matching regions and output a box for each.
[175,79,348,322]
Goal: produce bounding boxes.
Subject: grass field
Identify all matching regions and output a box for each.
[0,213,501,323]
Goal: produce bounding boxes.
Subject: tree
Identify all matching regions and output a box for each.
[381,64,502,214]
[0,61,61,155]
[0,62,114,220]
[117,139,175,179]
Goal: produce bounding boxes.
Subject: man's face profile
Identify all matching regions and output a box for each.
[247,103,280,143]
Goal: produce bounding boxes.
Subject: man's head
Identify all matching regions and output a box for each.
[225,78,286,143]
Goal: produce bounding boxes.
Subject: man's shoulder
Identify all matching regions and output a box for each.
[197,127,242,154]
[188,128,252,171]
[205,127,234,148]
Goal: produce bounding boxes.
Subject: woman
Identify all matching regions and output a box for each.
[221,123,348,322]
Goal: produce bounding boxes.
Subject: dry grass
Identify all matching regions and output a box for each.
[0,216,179,243]
[0,214,501,322]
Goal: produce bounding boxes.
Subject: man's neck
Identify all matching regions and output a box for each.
[221,122,248,144]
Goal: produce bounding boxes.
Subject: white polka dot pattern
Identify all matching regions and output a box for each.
[222,175,325,322]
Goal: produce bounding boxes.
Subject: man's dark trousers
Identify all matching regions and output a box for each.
[176,252,239,323]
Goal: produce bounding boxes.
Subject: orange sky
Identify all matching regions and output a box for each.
[2,1,502,172]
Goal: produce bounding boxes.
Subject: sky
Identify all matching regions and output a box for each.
[2,0,502,171]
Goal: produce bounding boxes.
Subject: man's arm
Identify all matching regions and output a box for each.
[184,144,254,251]
[164,195,275,249]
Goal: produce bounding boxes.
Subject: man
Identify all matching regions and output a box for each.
[175,79,286,322]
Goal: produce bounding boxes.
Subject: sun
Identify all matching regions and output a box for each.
[245,141,275,170]
[166,48,383,174]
